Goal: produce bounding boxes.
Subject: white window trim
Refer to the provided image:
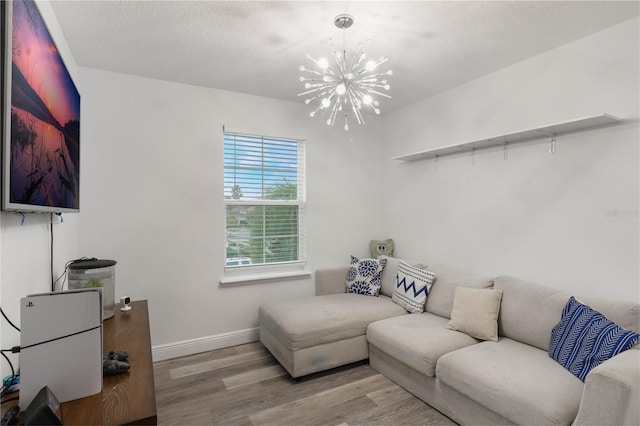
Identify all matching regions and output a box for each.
[222,129,307,281]
[219,269,311,286]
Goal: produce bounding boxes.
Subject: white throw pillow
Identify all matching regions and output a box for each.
[446,287,503,341]
[391,260,436,313]
[379,256,428,297]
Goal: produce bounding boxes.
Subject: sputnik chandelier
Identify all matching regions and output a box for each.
[298,14,392,131]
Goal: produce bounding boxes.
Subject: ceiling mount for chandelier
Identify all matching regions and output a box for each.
[298,14,393,131]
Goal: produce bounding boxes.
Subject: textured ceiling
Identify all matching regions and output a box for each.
[50,1,640,113]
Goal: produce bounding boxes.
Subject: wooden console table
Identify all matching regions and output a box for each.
[63,299,157,425]
[2,300,157,425]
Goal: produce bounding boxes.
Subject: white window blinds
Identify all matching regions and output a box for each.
[223,131,306,268]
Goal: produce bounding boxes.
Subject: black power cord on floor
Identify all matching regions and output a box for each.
[0,307,20,402]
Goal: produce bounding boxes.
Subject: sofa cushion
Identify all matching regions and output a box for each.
[446,287,503,341]
[367,312,478,377]
[378,256,427,297]
[345,256,387,296]
[259,294,406,351]
[495,276,640,351]
[391,261,436,313]
[579,294,640,334]
[436,338,584,425]
[424,266,494,319]
[496,276,570,350]
[549,296,640,381]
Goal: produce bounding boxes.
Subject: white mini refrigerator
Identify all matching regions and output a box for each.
[19,289,103,409]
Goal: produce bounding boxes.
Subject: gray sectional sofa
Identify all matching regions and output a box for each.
[258,256,640,425]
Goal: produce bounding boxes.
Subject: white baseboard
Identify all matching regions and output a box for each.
[152,327,259,362]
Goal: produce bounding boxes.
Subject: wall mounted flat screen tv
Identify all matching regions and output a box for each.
[1,0,80,213]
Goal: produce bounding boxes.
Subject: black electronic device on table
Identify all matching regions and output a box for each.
[22,386,63,425]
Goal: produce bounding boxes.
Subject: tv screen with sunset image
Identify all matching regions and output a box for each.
[2,0,80,213]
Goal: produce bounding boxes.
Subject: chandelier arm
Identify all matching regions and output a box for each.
[328,44,343,71]
[369,83,392,90]
[298,84,334,97]
[302,89,331,103]
[340,51,348,75]
[323,67,340,78]
[300,77,331,84]
[360,71,391,79]
[358,81,391,90]
[301,68,327,77]
[371,57,389,68]
[350,51,366,73]
[351,86,369,101]
[309,104,324,117]
[346,89,364,125]
[325,91,338,106]
[367,89,392,99]
[298,89,318,97]
[305,81,336,90]
[306,55,327,69]
[328,98,341,126]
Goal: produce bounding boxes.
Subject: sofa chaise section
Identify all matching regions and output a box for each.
[259,266,407,378]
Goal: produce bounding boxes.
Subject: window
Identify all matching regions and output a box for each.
[224,131,305,269]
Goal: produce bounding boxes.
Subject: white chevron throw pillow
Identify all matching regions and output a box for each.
[392,260,436,313]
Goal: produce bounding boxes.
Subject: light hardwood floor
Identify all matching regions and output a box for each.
[153,342,456,425]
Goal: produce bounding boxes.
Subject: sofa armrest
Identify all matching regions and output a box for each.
[315,267,349,295]
[573,347,639,425]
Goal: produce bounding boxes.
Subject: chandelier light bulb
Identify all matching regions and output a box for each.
[298,13,392,131]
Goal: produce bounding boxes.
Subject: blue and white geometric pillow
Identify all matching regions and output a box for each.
[548,296,640,382]
[345,255,387,296]
[391,260,436,313]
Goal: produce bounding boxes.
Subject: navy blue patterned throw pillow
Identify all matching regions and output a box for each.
[345,255,387,296]
[549,296,640,381]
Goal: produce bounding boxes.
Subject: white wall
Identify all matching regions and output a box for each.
[0,0,81,378]
[3,7,638,368]
[383,18,639,301]
[77,67,385,358]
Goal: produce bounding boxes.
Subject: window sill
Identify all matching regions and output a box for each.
[219,270,312,286]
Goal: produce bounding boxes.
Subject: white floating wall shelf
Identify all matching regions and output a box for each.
[392,113,622,162]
